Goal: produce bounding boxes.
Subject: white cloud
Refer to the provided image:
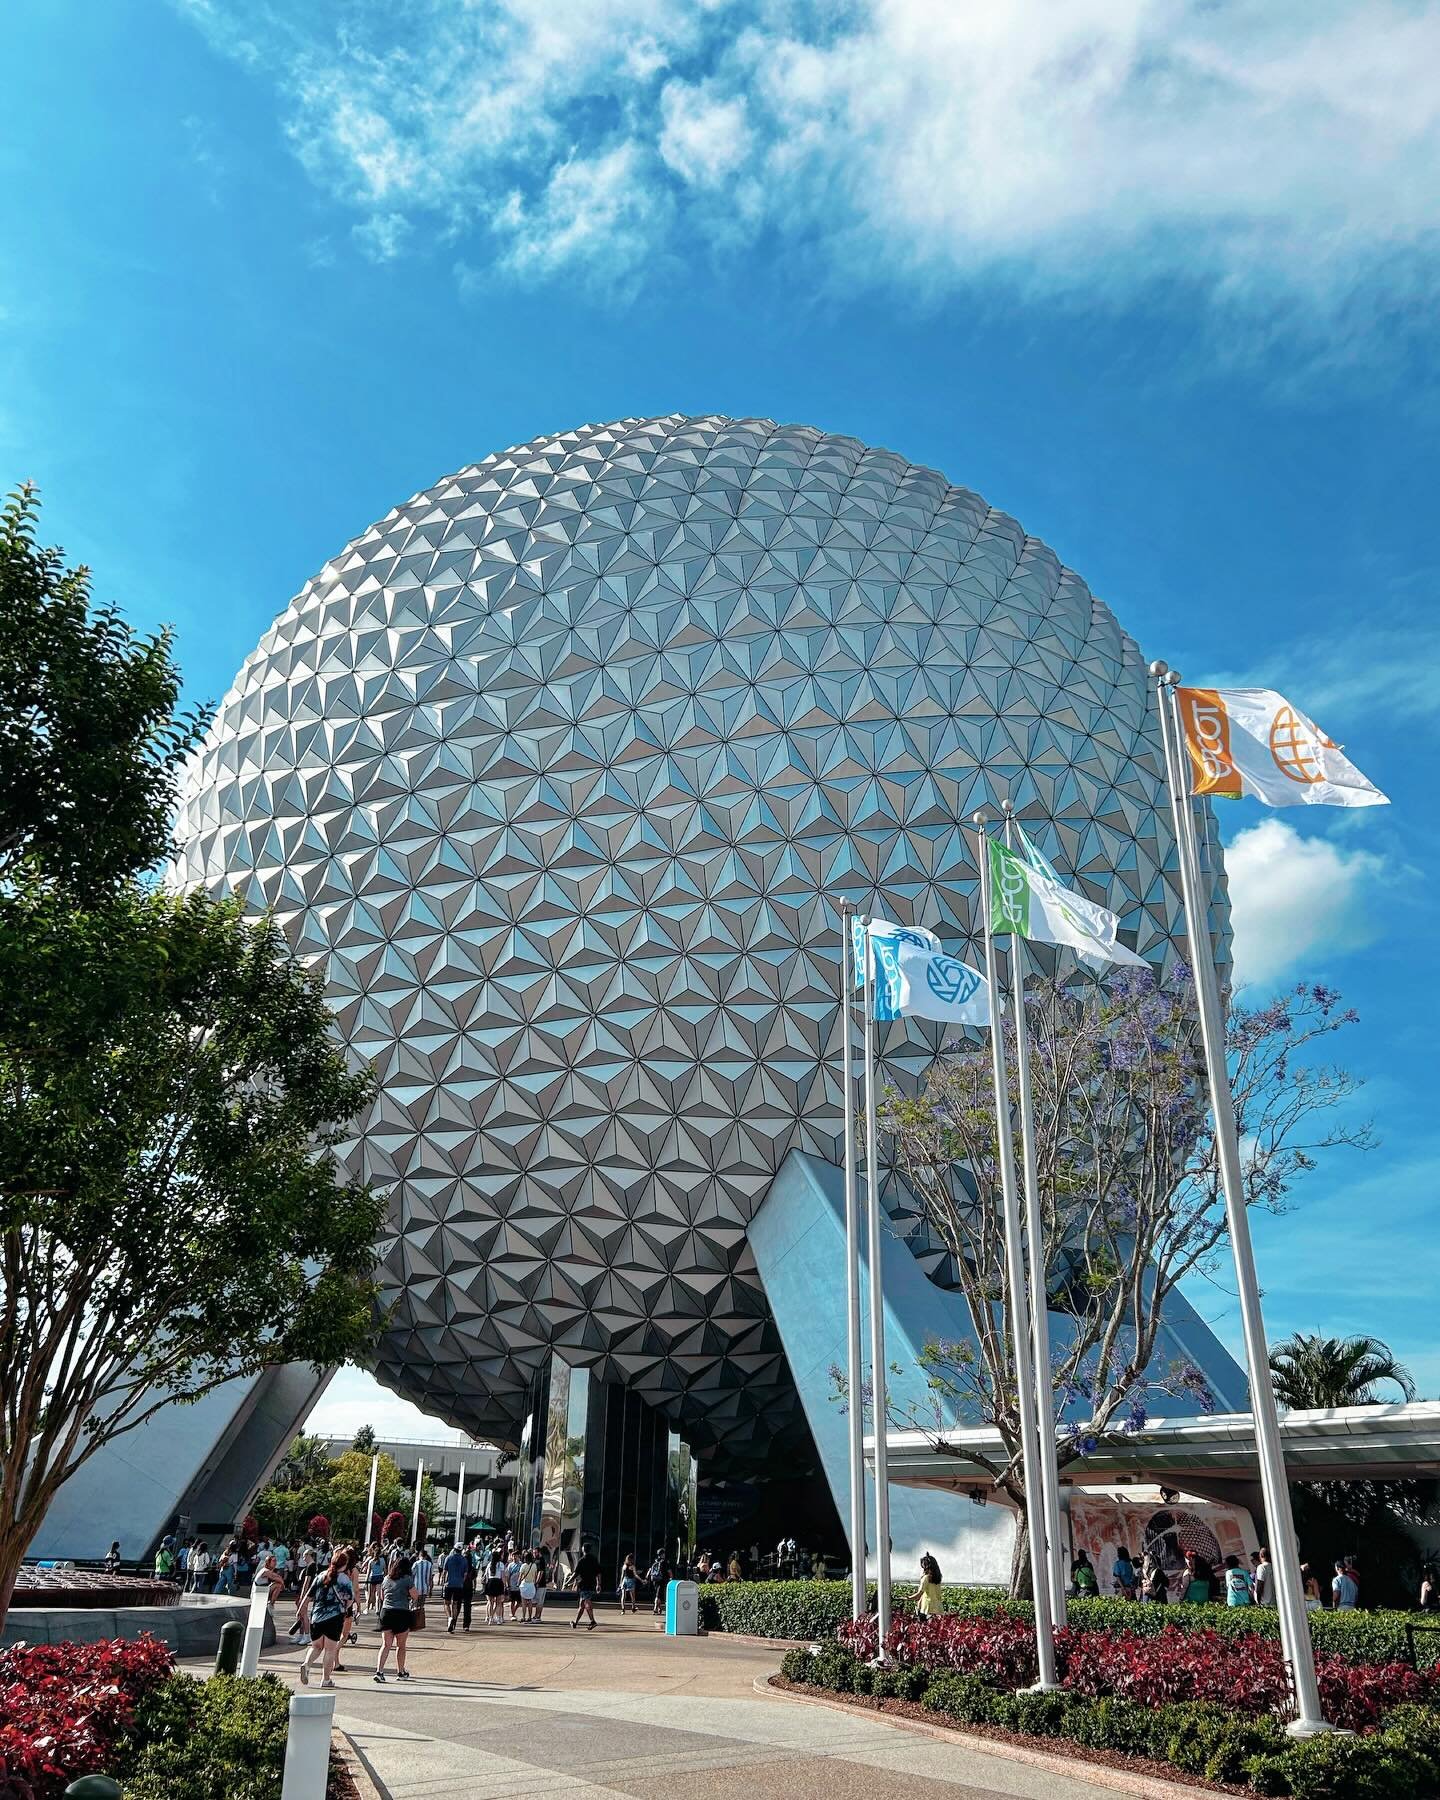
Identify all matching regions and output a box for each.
[178,0,1440,331]
[352,211,411,262]
[659,79,750,187]
[1224,816,1385,988]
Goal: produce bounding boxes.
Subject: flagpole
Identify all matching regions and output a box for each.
[364,1452,379,1549]
[974,813,1059,1689]
[411,1457,424,1548]
[454,1463,466,1549]
[1152,663,1330,1737]
[861,928,893,1651]
[841,905,867,1623]
[1001,803,1067,1629]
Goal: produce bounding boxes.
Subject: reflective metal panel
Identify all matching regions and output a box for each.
[175,415,1227,1471]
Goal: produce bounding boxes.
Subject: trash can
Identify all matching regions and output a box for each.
[664,1579,698,1636]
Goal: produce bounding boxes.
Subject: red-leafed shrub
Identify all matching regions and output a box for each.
[241,1513,259,1540]
[306,1513,331,1538]
[380,1511,406,1544]
[0,1635,174,1799]
[835,1614,1438,1737]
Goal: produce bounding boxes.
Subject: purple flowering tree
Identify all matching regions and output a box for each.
[862,965,1370,1596]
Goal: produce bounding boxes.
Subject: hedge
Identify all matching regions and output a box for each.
[117,1672,291,1800]
[780,1642,1440,1798]
[702,1579,1440,1668]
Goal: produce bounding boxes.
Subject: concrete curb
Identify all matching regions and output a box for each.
[336,1728,389,1800]
[754,1675,1217,1800]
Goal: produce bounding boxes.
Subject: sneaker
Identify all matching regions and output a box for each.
[397,1670,411,1681]
[373,1672,387,1684]
[447,1620,455,1634]
[299,1662,309,1685]
[321,1678,336,1689]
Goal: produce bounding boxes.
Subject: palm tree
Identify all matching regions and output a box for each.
[1270,1333,1417,1410]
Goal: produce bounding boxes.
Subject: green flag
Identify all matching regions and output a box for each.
[987,835,1145,967]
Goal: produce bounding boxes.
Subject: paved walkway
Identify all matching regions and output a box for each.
[250,1606,1159,1798]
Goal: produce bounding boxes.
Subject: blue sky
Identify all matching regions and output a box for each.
[6,0,1439,1438]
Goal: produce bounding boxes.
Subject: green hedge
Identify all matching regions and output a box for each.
[703,1580,1440,1668]
[782,1644,1440,1797]
[117,1672,291,1799]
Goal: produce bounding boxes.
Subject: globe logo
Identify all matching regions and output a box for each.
[1268,704,1323,784]
[925,956,982,1007]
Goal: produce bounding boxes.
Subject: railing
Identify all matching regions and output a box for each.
[1403,1618,1440,1668]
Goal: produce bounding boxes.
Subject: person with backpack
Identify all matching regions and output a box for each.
[1223,1554,1254,1606]
[1142,1548,1169,1604]
[300,1551,352,1687]
[1071,1549,1099,1597]
[648,1548,672,1628]
[1111,1545,1138,1600]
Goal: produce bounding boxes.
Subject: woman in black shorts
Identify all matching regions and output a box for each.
[374,1555,417,1683]
[484,1550,507,1623]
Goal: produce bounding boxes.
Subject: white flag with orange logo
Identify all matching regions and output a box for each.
[1175,687,1388,809]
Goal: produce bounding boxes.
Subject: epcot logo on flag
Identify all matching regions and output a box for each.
[925,955,982,1008]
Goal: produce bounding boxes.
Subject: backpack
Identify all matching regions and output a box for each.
[1074,1561,1098,1595]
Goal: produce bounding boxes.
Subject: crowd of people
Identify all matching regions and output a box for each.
[1068,1542,1372,1610]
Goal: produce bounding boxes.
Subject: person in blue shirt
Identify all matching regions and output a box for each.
[443,1544,470,1633]
[1332,1559,1360,1610]
[1223,1554,1253,1606]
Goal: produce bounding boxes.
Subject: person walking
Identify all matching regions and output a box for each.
[916,1553,943,1616]
[1223,1554,1254,1606]
[1112,1545,1138,1601]
[362,1543,385,1615]
[1071,1549,1098,1597]
[299,1552,352,1688]
[374,1555,417,1683]
[506,1548,524,1619]
[411,1544,432,1630]
[1253,1547,1274,1605]
[618,1553,639,1613]
[570,1542,602,1631]
[214,1544,237,1597]
[533,1547,550,1622]
[188,1540,212,1594]
[155,1536,178,1581]
[442,1543,470,1633]
[649,1548,672,1629]
[1332,1559,1360,1610]
[1142,1548,1169,1605]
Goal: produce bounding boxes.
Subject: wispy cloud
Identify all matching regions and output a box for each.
[1225,817,1387,989]
[175,0,1440,336]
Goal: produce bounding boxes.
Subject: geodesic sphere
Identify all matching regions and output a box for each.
[174,414,1222,1468]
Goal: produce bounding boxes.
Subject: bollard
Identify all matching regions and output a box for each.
[64,1780,123,1799]
[214,1618,244,1675]
[239,1580,271,1678]
[281,1689,336,1800]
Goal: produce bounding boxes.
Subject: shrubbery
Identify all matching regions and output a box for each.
[705,1579,1440,1667]
[777,1615,1440,1797]
[0,1637,293,1800]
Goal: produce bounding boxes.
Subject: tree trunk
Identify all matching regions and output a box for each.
[1009,1507,1033,1602]
[0,1531,26,1639]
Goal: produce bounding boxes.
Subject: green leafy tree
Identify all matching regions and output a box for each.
[863,967,1370,1596]
[1270,1334,1416,1410]
[0,487,387,1629]
[270,1433,335,1492]
[0,483,205,898]
[351,1423,378,1454]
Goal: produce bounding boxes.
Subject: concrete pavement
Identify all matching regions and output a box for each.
[250,1604,1187,1799]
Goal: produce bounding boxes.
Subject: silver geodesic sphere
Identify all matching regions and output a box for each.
[174,415,1225,1469]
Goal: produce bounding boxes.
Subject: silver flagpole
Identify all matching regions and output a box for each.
[1001,803,1067,1629]
[411,1457,425,1547]
[841,905,867,1623]
[454,1463,467,1548]
[1152,663,1329,1736]
[974,812,1059,1689]
[364,1452,379,1548]
[861,925,893,1649]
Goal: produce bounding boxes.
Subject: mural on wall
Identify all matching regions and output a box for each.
[1068,1487,1258,1600]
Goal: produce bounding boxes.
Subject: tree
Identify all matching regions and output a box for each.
[0,882,386,1631]
[0,484,206,900]
[351,1424,378,1454]
[1270,1334,1417,1410]
[868,964,1371,1594]
[271,1434,336,1492]
[1269,1331,1432,1607]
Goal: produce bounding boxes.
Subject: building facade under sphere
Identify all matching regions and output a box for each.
[39,415,1248,1570]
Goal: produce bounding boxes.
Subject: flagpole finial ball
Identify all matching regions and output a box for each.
[1001,799,1015,817]
[1149,659,1169,678]
[971,810,989,825]
[1166,670,1182,686]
